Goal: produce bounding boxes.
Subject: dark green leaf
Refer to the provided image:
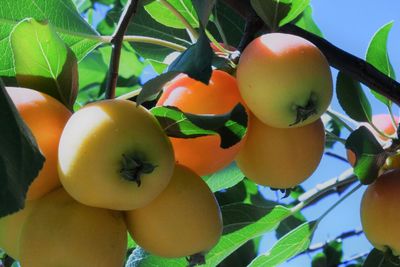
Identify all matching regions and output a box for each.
[10,18,78,109]
[366,21,396,106]
[323,240,343,266]
[322,114,343,149]
[275,212,307,239]
[0,0,100,77]
[363,249,400,267]
[248,221,318,266]
[192,0,216,27]
[151,104,247,149]
[345,126,386,184]
[0,80,45,218]
[250,0,291,31]
[336,71,372,122]
[294,5,323,37]
[312,253,328,267]
[137,29,213,104]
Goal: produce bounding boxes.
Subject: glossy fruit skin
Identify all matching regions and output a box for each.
[6,87,72,200]
[236,33,332,128]
[236,113,325,188]
[0,201,37,259]
[125,164,222,258]
[58,99,175,210]
[157,70,246,176]
[347,114,399,166]
[18,188,127,267]
[361,169,400,255]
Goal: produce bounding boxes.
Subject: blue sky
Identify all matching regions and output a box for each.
[260,1,400,266]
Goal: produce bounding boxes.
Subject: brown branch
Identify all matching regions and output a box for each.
[222,0,400,106]
[105,0,139,99]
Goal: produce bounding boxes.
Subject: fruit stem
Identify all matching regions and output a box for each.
[186,252,206,267]
[290,95,317,126]
[119,153,157,186]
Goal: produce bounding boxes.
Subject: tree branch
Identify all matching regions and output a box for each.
[105,0,139,99]
[221,0,400,106]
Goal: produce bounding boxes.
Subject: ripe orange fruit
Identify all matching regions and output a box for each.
[125,164,222,258]
[157,70,246,176]
[236,33,332,128]
[6,87,72,200]
[236,113,325,188]
[361,169,400,256]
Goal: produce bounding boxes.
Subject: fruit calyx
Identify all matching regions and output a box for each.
[290,93,317,126]
[383,246,400,264]
[120,153,157,186]
[186,252,206,267]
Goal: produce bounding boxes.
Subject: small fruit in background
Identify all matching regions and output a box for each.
[58,99,175,210]
[236,113,325,189]
[18,188,127,267]
[6,87,72,200]
[236,33,332,128]
[360,169,400,256]
[157,70,247,176]
[125,164,222,258]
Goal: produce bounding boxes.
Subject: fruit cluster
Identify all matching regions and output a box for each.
[0,32,334,266]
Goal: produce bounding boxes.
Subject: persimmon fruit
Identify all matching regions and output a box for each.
[236,33,332,128]
[6,87,72,200]
[156,70,246,176]
[58,99,175,210]
[236,113,325,188]
[125,164,222,258]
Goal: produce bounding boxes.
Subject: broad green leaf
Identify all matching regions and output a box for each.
[249,221,317,267]
[0,80,45,217]
[294,6,323,37]
[73,0,92,12]
[203,206,291,266]
[144,0,199,29]
[203,163,244,192]
[345,126,386,184]
[151,104,247,149]
[137,29,212,104]
[11,19,78,109]
[275,212,307,239]
[279,0,310,27]
[125,247,187,267]
[0,0,101,77]
[336,71,372,122]
[250,0,291,31]
[366,21,396,106]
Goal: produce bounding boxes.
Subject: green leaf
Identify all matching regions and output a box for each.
[294,5,323,37]
[10,18,78,109]
[151,104,247,149]
[366,21,396,106]
[0,0,101,77]
[250,0,291,31]
[192,0,216,27]
[345,126,386,184]
[279,0,310,27]
[275,212,307,239]
[249,221,318,267]
[322,114,343,149]
[322,240,343,267]
[336,71,372,122]
[137,29,212,104]
[363,249,400,267]
[144,0,199,29]
[0,80,45,218]
[203,163,245,192]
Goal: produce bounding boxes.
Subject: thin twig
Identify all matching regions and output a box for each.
[325,151,349,163]
[101,35,187,51]
[105,0,139,99]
